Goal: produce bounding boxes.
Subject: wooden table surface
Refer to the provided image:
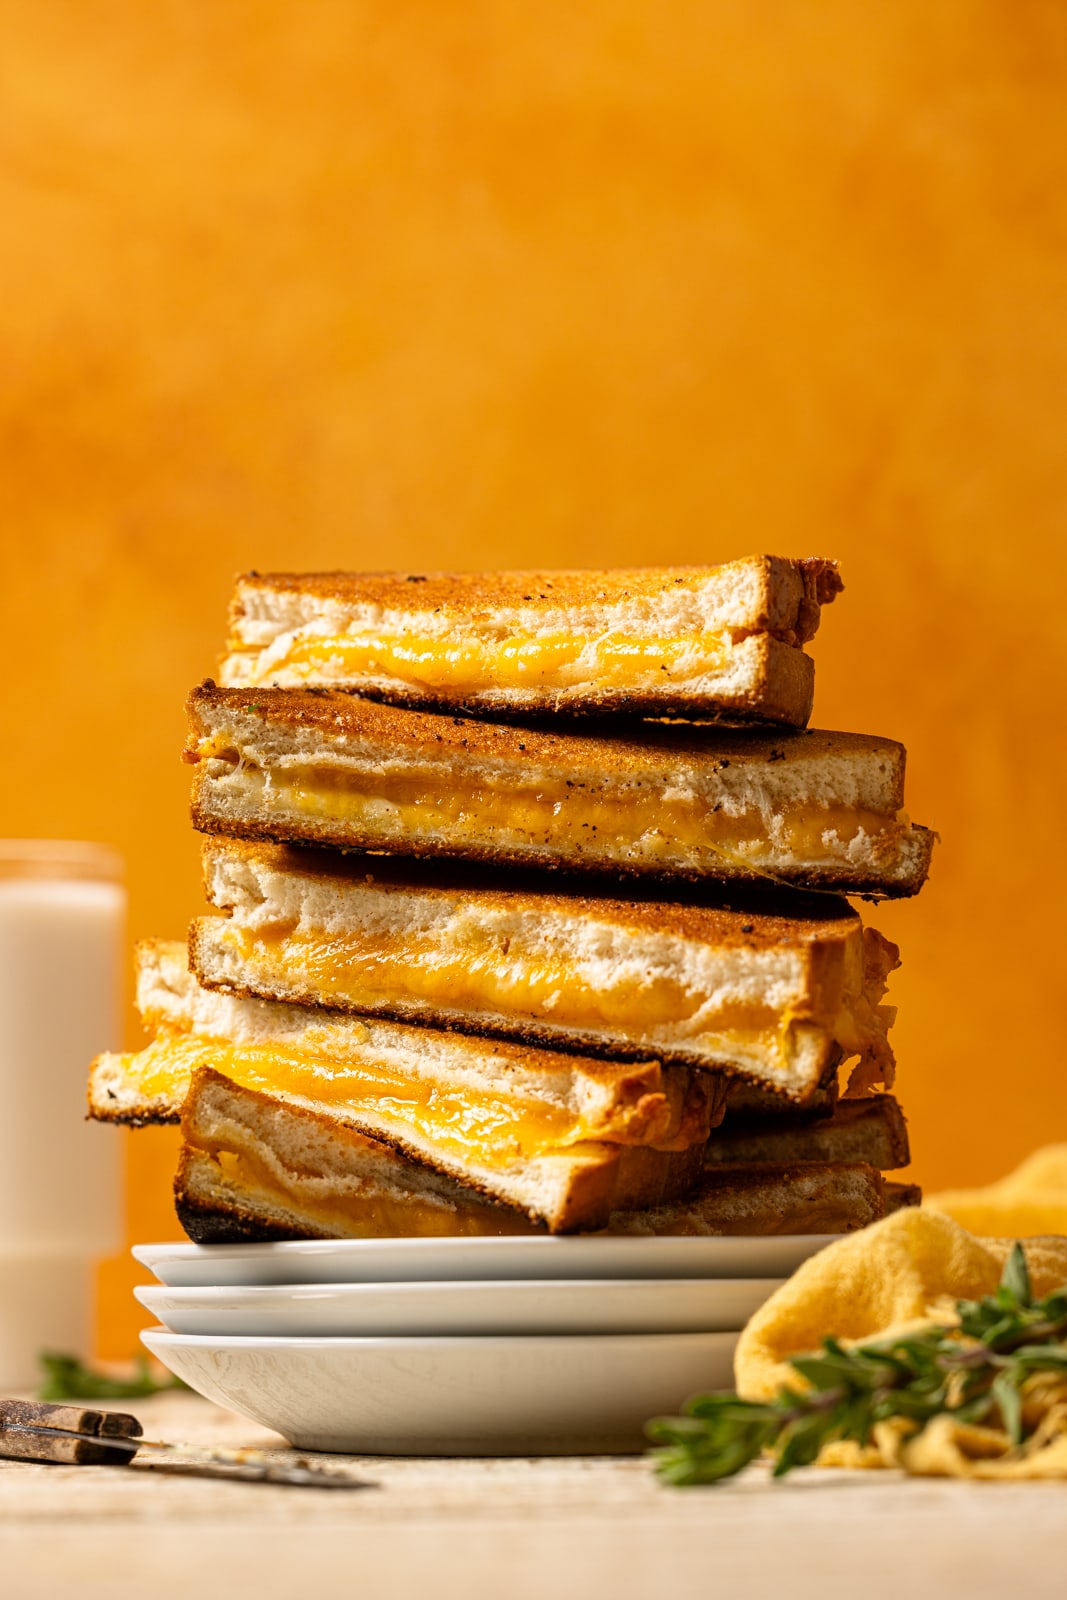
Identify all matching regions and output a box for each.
[1,1393,1063,1599]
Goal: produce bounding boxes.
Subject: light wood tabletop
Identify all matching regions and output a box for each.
[1,1393,1063,1600]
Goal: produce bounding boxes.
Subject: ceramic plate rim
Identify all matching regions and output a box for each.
[135,1274,785,1303]
[136,1235,836,1263]
[141,1326,740,1351]
[133,1234,838,1288]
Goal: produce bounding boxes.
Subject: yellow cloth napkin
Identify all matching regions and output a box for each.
[926,1145,1067,1237]
[734,1206,1067,1478]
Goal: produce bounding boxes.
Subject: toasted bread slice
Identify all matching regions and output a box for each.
[720,1072,840,1124]
[177,1068,558,1242]
[192,839,898,1102]
[704,1094,910,1171]
[605,1162,889,1236]
[220,558,842,726]
[185,685,935,897]
[90,943,716,1232]
[883,1181,922,1214]
[175,1070,893,1243]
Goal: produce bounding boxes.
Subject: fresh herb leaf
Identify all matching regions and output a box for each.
[37,1351,187,1401]
[991,1369,1023,1445]
[1000,1243,1032,1309]
[649,1245,1067,1487]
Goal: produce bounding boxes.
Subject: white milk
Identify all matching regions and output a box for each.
[0,843,125,1384]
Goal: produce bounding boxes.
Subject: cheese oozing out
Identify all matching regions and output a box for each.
[108,1029,687,1168]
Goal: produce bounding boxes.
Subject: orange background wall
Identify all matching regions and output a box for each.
[2,3,1066,1355]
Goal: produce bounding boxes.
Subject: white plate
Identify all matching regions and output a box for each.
[141,1326,737,1455]
[135,1276,783,1338]
[134,1233,834,1288]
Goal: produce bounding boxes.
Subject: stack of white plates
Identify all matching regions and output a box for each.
[134,1234,830,1455]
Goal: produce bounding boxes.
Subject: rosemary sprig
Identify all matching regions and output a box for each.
[648,1243,1067,1486]
[36,1351,187,1401]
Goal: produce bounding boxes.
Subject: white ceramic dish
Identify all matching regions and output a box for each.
[141,1326,737,1455]
[134,1233,835,1288]
[135,1276,783,1338]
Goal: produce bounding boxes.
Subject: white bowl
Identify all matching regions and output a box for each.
[141,1326,738,1456]
[136,1276,783,1338]
[134,1232,834,1288]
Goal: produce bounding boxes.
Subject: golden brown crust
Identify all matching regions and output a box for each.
[95,1027,707,1227]
[225,559,845,725]
[612,1140,708,1210]
[233,556,841,645]
[172,1080,885,1242]
[709,1161,885,1232]
[141,1071,623,1227]
[187,680,890,777]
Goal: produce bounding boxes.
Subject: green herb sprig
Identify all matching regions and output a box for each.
[36,1351,188,1402]
[648,1244,1067,1486]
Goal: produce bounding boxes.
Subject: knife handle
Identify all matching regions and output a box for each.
[0,1398,142,1465]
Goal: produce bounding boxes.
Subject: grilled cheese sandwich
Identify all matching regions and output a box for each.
[192,839,899,1101]
[90,942,718,1232]
[220,557,843,725]
[186,685,935,896]
[176,1068,904,1243]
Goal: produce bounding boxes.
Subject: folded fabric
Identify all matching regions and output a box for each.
[734,1207,1067,1479]
[926,1145,1067,1238]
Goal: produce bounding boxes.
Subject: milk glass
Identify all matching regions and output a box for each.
[0,842,125,1385]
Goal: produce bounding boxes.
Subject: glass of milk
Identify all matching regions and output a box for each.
[0,842,125,1388]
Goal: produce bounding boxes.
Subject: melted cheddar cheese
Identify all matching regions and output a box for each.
[212,749,908,875]
[220,924,791,1052]
[123,1031,665,1166]
[240,629,731,692]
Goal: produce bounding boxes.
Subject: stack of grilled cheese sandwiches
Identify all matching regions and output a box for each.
[89,555,932,1239]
